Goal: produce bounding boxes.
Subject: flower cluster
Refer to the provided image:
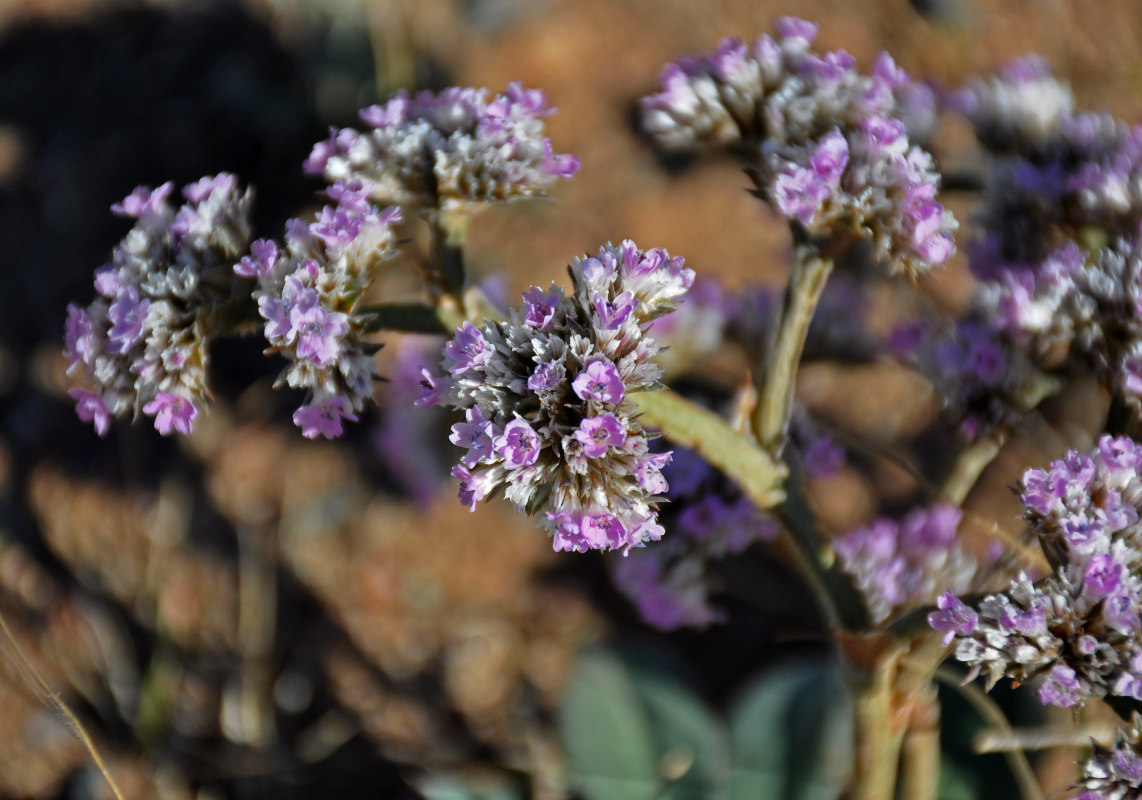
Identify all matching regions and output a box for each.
[932,436,1142,708]
[611,445,780,629]
[240,180,402,438]
[891,318,1034,440]
[425,240,694,553]
[971,232,1142,416]
[640,17,956,275]
[1069,716,1142,800]
[951,55,1075,152]
[834,504,976,624]
[64,175,253,435]
[304,83,579,213]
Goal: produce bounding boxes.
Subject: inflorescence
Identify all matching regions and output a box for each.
[422,240,694,553]
[639,17,957,276]
[931,436,1142,709]
[65,175,254,436]
[239,180,403,438]
[305,83,580,213]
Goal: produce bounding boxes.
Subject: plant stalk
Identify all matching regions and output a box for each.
[753,241,834,457]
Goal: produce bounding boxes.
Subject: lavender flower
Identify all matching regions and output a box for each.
[834,504,977,624]
[640,19,957,275]
[245,179,402,438]
[937,436,1142,708]
[305,83,579,213]
[428,240,693,553]
[893,318,1034,440]
[63,175,253,436]
[951,55,1075,151]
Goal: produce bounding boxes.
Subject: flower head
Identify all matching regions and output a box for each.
[63,174,253,436]
[306,82,578,212]
[434,240,692,553]
[246,179,402,438]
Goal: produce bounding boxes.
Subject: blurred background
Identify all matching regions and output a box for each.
[2,0,1142,797]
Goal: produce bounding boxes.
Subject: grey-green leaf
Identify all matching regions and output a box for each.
[560,648,663,800]
[729,655,853,800]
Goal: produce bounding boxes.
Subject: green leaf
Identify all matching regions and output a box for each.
[728,655,853,800]
[632,389,787,511]
[624,650,733,800]
[560,648,663,800]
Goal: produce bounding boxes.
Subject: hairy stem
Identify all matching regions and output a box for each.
[754,240,834,456]
[0,607,127,800]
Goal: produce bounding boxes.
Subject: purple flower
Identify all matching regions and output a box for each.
[107,286,150,354]
[549,511,626,553]
[635,452,672,495]
[69,388,111,436]
[236,238,278,278]
[523,285,561,329]
[450,406,493,467]
[593,291,638,329]
[182,174,236,204]
[494,418,542,468]
[928,591,978,645]
[111,182,173,218]
[775,16,817,44]
[414,368,445,408]
[93,265,122,297]
[292,396,359,439]
[143,392,198,436]
[1085,554,1125,598]
[527,360,563,393]
[290,294,349,365]
[309,206,362,250]
[1037,665,1085,708]
[445,322,490,375]
[575,414,626,458]
[64,304,95,372]
[809,128,850,182]
[572,360,625,404]
[453,463,496,511]
[802,435,845,479]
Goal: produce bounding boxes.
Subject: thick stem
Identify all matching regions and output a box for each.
[849,642,905,800]
[754,241,834,457]
[899,683,940,800]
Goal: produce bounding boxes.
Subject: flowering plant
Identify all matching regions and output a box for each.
[41,12,1142,800]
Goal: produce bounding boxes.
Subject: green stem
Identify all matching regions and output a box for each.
[753,241,834,457]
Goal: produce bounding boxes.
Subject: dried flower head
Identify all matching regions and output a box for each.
[64,175,253,435]
[426,240,694,553]
[305,83,579,214]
